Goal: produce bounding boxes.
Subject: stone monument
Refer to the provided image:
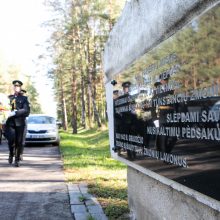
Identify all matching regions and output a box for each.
[104,0,220,219]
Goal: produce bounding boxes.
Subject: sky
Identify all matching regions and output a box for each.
[0,0,57,117]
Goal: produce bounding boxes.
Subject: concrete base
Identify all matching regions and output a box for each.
[127,166,220,220]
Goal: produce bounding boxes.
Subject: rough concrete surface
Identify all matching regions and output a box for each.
[127,166,220,220]
[0,141,73,220]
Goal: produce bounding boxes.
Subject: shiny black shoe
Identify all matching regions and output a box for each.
[8,156,13,164]
[14,160,20,167]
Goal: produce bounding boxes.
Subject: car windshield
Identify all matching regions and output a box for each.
[27,116,56,124]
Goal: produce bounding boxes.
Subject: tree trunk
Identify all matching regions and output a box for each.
[85,36,92,128]
[71,72,77,134]
[81,73,86,129]
[192,43,197,89]
[91,35,101,127]
[109,0,113,31]
[193,65,197,89]
[78,38,86,129]
[89,79,101,128]
[77,0,86,129]
[60,78,68,130]
[71,25,78,134]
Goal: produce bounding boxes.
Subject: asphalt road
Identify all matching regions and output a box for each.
[0,140,73,220]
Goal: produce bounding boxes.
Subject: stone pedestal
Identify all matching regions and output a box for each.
[104,0,220,219]
[127,166,220,220]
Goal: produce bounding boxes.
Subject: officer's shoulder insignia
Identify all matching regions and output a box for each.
[8,95,14,99]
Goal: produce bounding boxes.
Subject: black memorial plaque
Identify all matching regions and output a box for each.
[112,4,220,201]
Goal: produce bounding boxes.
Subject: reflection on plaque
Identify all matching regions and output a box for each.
[112,4,220,201]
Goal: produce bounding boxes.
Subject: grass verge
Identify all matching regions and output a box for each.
[60,128,129,219]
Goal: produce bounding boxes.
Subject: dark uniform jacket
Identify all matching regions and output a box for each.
[7,94,30,127]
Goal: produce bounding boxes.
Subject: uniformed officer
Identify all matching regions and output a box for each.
[6,80,30,167]
[113,90,119,100]
[112,90,120,152]
[20,88,27,161]
[121,81,137,159]
[122,81,131,94]
[154,74,177,153]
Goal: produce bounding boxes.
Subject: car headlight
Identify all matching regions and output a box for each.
[47,129,56,133]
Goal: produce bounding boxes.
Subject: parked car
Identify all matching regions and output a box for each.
[25,114,60,146]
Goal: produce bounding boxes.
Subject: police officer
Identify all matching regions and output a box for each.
[20,89,28,161]
[122,81,131,94]
[121,81,137,159]
[6,80,30,167]
[154,74,176,153]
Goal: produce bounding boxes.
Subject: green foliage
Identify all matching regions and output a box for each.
[45,0,125,130]
[171,6,220,89]
[25,79,42,114]
[60,129,125,170]
[0,60,42,113]
[78,195,87,202]
[105,202,130,220]
[87,216,95,220]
